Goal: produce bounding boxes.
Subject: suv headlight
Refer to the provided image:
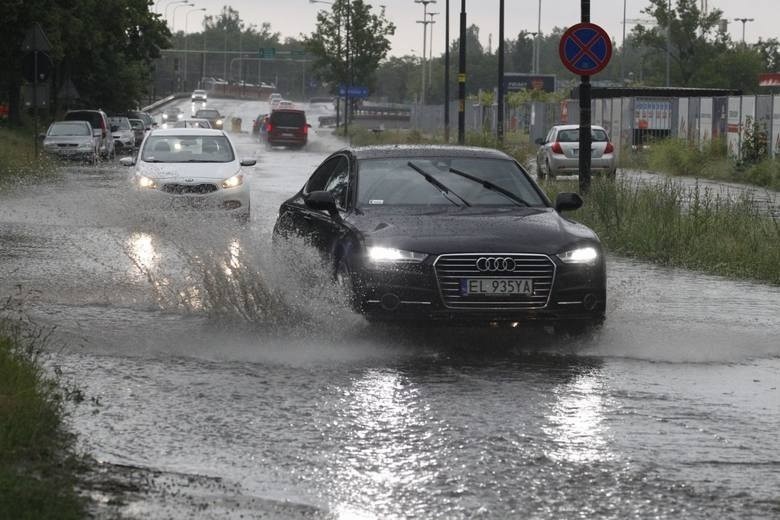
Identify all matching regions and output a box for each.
[557,246,599,265]
[216,119,223,126]
[222,173,243,188]
[366,246,427,264]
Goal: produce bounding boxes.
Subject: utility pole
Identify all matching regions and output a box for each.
[497,0,505,144]
[427,12,439,90]
[415,0,436,105]
[620,0,626,83]
[734,17,754,44]
[534,0,542,74]
[457,0,466,144]
[444,0,450,142]
[184,7,206,91]
[666,0,671,87]
[578,0,592,193]
[345,0,351,136]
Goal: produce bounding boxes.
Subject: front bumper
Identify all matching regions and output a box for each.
[134,181,250,214]
[43,148,94,160]
[350,253,606,325]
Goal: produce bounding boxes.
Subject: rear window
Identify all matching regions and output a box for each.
[48,122,91,136]
[65,111,102,129]
[271,111,306,127]
[556,128,609,142]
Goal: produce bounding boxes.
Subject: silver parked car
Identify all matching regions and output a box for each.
[535,124,616,179]
[42,121,99,164]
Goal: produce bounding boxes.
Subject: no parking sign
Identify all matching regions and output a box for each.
[559,23,612,76]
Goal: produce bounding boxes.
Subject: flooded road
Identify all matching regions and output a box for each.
[1,99,778,519]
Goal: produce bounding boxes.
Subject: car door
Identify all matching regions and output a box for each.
[275,155,341,242]
[306,155,351,261]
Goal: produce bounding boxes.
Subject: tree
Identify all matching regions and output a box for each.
[633,0,726,86]
[303,0,395,93]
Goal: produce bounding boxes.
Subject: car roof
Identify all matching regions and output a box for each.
[149,128,227,136]
[552,124,607,131]
[345,145,514,161]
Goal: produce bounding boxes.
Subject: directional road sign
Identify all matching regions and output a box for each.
[258,47,276,58]
[558,22,612,76]
[339,85,369,98]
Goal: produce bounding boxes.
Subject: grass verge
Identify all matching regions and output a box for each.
[622,138,780,191]
[542,177,780,285]
[0,127,55,186]
[0,315,85,519]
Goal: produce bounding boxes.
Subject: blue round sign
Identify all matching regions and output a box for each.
[559,23,612,76]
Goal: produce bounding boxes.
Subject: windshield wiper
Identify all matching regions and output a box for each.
[448,167,530,207]
[407,161,471,207]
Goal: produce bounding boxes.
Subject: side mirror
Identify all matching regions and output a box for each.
[39,133,47,140]
[306,123,312,128]
[555,192,583,212]
[534,137,545,145]
[119,157,135,167]
[305,190,338,215]
[240,158,256,167]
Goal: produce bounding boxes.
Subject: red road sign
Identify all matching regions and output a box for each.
[559,23,612,76]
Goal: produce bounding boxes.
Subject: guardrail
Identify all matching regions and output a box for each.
[141,92,191,113]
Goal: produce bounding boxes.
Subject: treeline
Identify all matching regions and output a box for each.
[1,0,170,125]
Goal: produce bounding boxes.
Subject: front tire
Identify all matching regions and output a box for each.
[335,258,360,312]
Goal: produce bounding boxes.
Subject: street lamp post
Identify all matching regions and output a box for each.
[734,17,754,43]
[164,0,187,22]
[427,12,438,94]
[457,0,466,144]
[415,0,437,105]
[444,0,450,142]
[171,2,194,31]
[184,8,206,91]
[497,0,504,144]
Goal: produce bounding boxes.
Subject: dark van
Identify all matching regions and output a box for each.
[266,109,310,149]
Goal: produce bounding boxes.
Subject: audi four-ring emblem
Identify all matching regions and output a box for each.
[475,257,516,272]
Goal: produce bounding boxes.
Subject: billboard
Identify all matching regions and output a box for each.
[635,98,672,130]
[699,98,713,147]
[677,98,689,137]
[503,73,556,93]
[727,96,741,159]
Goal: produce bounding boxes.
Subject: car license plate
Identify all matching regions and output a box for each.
[461,278,533,296]
[282,132,294,137]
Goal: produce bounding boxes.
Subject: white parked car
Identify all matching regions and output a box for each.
[108,117,136,152]
[120,128,254,221]
[42,121,99,164]
[535,124,616,179]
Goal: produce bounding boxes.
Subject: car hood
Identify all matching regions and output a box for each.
[348,206,599,255]
[134,161,240,182]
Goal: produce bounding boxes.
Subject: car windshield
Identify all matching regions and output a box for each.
[48,122,91,136]
[196,110,219,118]
[129,120,144,129]
[141,135,234,163]
[357,157,545,207]
[109,118,131,130]
[172,120,211,128]
[557,128,608,142]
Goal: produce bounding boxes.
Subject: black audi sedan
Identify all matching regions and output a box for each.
[273,145,606,331]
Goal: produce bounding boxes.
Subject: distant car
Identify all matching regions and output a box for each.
[63,109,115,159]
[272,145,606,331]
[170,118,212,129]
[121,110,156,131]
[120,128,255,222]
[535,124,616,179]
[277,100,295,109]
[191,89,207,102]
[266,109,310,149]
[42,120,98,164]
[161,107,184,125]
[108,117,136,152]
[194,109,223,130]
[128,118,146,147]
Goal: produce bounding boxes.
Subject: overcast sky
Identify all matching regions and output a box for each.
[170,0,780,58]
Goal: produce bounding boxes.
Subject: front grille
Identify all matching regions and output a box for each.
[57,143,78,148]
[434,253,556,310]
[160,183,218,195]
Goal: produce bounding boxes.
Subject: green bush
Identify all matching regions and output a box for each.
[743,159,780,190]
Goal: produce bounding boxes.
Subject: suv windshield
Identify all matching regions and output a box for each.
[271,111,306,127]
[109,118,131,130]
[357,157,545,207]
[48,122,91,136]
[141,135,234,163]
[196,110,220,118]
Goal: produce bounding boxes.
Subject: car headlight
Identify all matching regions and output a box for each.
[221,173,243,189]
[162,114,168,120]
[558,246,599,264]
[136,175,157,189]
[216,119,223,126]
[366,246,427,264]
[78,142,92,149]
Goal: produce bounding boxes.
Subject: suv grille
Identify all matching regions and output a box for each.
[161,183,218,195]
[434,253,555,310]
